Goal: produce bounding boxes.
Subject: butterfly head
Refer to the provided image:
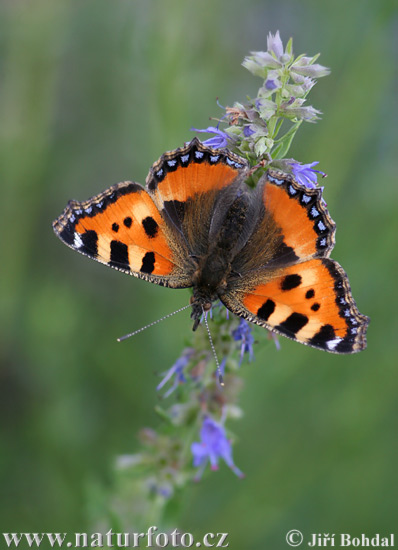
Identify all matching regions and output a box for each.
[190,295,213,331]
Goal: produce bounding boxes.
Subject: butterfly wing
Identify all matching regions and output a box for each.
[146,138,249,259]
[53,139,249,289]
[221,171,369,353]
[53,181,193,288]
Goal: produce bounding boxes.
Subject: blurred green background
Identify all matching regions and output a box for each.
[1,0,397,547]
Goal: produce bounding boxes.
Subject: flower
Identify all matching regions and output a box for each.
[291,57,330,78]
[191,417,244,479]
[243,125,256,137]
[242,31,292,77]
[267,30,291,64]
[190,126,230,148]
[157,348,194,398]
[280,98,321,122]
[255,98,277,121]
[265,78,278,91]
[289,161,326,189]
[232,319,254,365]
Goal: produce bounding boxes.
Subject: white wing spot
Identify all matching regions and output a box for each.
[167,159,177,167]
[195,151,204,159]
[210,155,220,163]
[318,220,326,231]
[327,337,343,351]
[289,185,297,195]
[311,206,320,217]
[180,154,189,163]
[302,194,311,203]
[74,232,83,249]
[156,168,164,178]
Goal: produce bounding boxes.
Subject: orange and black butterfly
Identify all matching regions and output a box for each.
[53,138,369,353]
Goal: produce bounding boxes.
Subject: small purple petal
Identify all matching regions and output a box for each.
[191,417,243,479]
[232,319,254,365]
[243,125,255,137]
[265,78,278,91]
[270,332,281,351]
[289,161,326,189]
[157,348,193,396]
[191,442,208,467]
[191,126,230,148]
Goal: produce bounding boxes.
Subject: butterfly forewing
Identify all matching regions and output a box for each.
[146,138,249,256]
[52,181,192,288]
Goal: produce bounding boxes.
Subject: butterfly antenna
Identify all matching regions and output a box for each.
[117,304,191,342]
[203,309,224,387]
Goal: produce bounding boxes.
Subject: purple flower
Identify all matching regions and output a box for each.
[157,348,194,398]
[267,30,284,60]
[191,417,244,480]
[190,126,230,148]
[289,161,326,189]
[265,78,278,91]
[269,331,281,351]
[232,319,254,365]
[243,125,255,137]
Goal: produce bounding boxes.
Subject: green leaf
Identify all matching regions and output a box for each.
[286,37,293,56]
[272,121,302,159]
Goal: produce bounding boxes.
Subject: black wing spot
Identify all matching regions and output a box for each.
[281,274,302,291]
[311,303,320,312]
[112,223,119,233]
[142,216,159,238]
[141,252,155,274]
[309,324,335,348]
[109,240,129,270]
[257,299,275,321]
[123,217,132,228]
[81,230,98,257]
[306,289,315,299]
[277,312,309,335]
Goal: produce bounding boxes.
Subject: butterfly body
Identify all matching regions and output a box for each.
[53,138,369,353]
[189,188,255,326]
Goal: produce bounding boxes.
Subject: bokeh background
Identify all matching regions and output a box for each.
[1,0,397,548]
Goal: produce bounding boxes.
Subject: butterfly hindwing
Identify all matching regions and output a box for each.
[52,181,192,288]
[222,257,368,353]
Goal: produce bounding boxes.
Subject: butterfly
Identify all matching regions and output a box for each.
[53,138,369,353]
